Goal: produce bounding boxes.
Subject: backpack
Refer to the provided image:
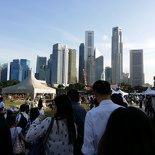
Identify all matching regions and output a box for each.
[18,113,28,130]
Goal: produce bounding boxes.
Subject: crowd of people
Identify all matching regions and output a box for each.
[0,80,155,155]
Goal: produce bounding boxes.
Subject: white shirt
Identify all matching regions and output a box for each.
[0,101,5,108]
[16,112,29,122]
[10,127,22,144]
[81,99,122,155]
[39,108,44,115]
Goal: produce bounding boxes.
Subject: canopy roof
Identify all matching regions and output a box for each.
[144,87,155,95]
[2,70,56,98]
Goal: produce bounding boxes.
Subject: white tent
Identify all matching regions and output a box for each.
[144,87,155,95]
[2,70,56,99]
[116,89,128,96]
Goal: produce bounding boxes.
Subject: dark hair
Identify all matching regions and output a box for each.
[38,98,43,109]
[0,115,14,155]
[67,89,79,102]
[98,107,155,155]
[54,94,76,144]
[0,97,3,102]
[30,108,40,122]
[93,80,111,95]
[20,104,26,112]
[7,113,16,127]
[111,93,128,107]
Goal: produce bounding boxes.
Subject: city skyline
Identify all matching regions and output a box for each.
[1,1,155,85]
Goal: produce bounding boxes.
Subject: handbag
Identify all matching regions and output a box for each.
[28,117,54,155]
[13,128,25,154]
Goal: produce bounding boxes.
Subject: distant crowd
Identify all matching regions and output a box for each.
[0,80,155,155]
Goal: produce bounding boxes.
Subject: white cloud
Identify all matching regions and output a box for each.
[102,35,108,41]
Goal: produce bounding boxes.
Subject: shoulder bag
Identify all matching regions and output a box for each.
[27,117,54,155]
[13,127,25,154]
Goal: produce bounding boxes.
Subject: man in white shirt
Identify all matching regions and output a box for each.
[81,80,122,155]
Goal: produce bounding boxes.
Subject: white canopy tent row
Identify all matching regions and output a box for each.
[2,70,56,100]
[143,87,155,95]
[116,89,128,96]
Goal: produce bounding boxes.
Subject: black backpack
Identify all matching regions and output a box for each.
[18,113,28,130]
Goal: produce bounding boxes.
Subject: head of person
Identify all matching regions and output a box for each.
[53,94,73,118]
[98,107,155,155]
[67,89,79,102]
[30,108,40,122]
[52,94,76,144]
[20,104,26,112]
[93,80,112,103]
[111,93,128,107]
[6,113,16,127]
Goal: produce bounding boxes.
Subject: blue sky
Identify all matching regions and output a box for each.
[0,0,155,85]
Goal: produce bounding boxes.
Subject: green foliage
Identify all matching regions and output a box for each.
[2,80,20,88]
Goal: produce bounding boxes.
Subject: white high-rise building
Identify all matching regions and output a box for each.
[62,45,69,86]
[111,27,123,84]
[130,49,144,86]
[85,31,95,85]
[51,43,69,86]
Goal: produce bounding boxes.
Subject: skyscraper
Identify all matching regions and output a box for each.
[10,59,23,81]
[95,55,104,81]
[62,45,69,86]
[130,49,144,86]
[79,43,85,83]
[68,48,76,84]
[105,66,112,83]
[111,27,123,84]
[0,63,9,82]
[51,43,69,86]
[85,31,95,85]
[51,43,63,86]
[20,59,30,81]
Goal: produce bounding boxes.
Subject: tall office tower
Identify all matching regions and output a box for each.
[68,48,76,84]
[20,59,30,81]
[1,63,8,82]
[35,56,47,79]
[105,66,112,83]
[111,27,123,84]
[51,43,69,86]
[95,55,104,81]
[130,49,144,86]
[85,31,95,85]
[51,43,62,86]
[10,59,23,81]
[79,43,85,83]
[62,45,69,86]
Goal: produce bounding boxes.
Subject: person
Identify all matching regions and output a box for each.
[82,80,122,155]
[111,93,128,107]
[0,96,5,112]
[67,89,87,155]
[29,107,40,123]
[24,98,30,114]
[98,107,155,155]
[7,113,26,155]
[0,114,14,155]
[38,98,44,115]
[24,107,40,150]
[26,94,77,155]
[15,104,29,135]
